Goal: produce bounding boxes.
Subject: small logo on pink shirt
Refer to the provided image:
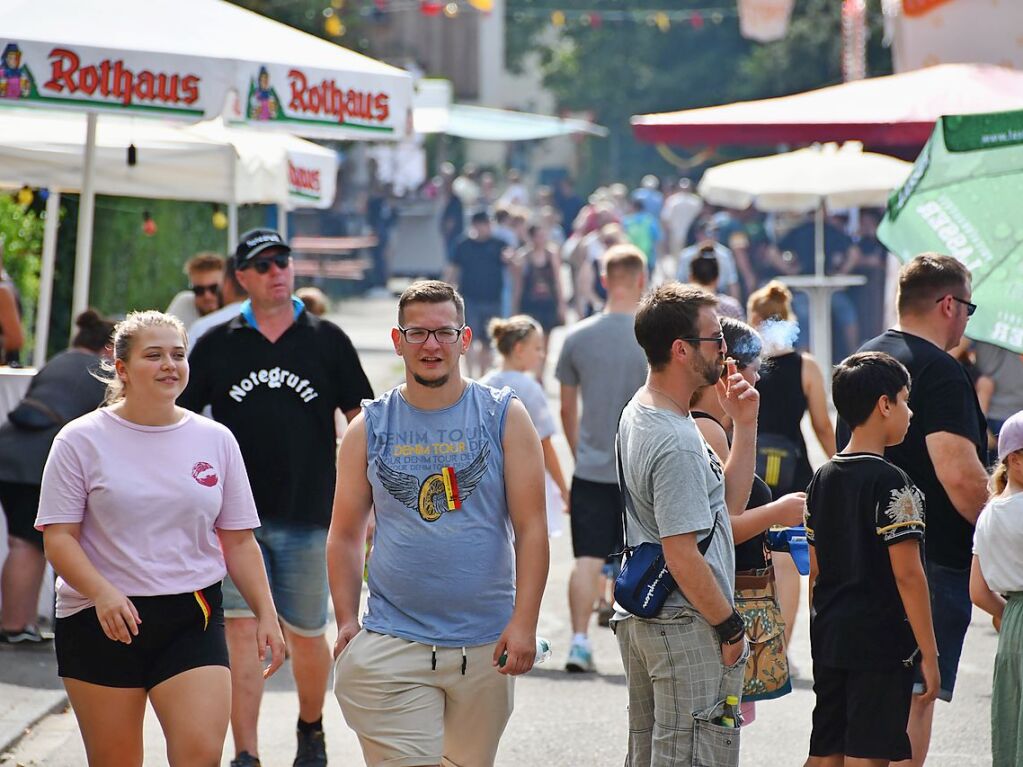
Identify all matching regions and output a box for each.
[192,461,219,487]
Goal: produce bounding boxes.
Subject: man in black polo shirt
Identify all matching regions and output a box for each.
[846,253,989,767]
[180,229,373,767]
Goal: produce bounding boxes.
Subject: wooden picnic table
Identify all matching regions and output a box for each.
[290,235,378,281]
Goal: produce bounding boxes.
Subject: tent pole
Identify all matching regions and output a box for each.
[814,202,825,279]
[71,112,98,337]
[277,205,288,241]
[34,190,61,368]
[228,203,239,255]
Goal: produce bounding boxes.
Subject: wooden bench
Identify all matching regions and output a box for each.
[289,235,378,281]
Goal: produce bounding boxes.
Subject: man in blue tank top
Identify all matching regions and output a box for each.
[327,281,550,767]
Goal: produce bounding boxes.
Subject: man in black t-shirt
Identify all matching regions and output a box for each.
[446,211,510,377]
[806,352,936,765]
[180,229,373,767]
[844,253,988,767]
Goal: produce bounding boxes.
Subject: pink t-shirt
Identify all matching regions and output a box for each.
[36,408,260,618]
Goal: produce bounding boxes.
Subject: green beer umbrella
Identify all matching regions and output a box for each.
[879,109,1023,353]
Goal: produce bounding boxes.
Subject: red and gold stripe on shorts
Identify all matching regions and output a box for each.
[193,589,211,631]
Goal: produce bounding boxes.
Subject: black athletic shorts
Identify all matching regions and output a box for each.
[55,582,228,690]
[569,477,624,560]
[809,662,914,762]
[0,481,43,549]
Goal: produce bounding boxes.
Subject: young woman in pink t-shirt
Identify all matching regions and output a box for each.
[35,311,286,766]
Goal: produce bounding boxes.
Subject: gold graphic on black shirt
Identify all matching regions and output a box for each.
[377,444,490,522]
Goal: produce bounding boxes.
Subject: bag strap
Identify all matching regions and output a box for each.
[615,424,715,558]
[16,397,65,427]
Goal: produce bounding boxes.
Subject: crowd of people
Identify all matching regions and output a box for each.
[0,163,1021,767]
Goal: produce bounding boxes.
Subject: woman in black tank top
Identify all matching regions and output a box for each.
[690,317,806,722]
[748,281,837,652]
[512,225,566,345]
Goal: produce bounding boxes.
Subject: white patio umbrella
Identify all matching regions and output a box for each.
[0,109,339,365]
[698,142,912,369]
[2,0,412,324]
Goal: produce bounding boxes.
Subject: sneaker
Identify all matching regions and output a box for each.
[0,625,52,644]
[565,642,594,673]
[294,727,327,767]
[230,752,261,767]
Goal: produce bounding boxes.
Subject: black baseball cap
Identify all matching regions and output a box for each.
[235,228,291,267]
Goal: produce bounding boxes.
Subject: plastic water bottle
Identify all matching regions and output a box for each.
[499,637,552,667]
[719,695,740,728]
[534,637,552,664]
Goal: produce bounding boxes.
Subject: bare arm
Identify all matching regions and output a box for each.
[715,362,760,518]
[0,287,23,352]
[326,415,374,658]
[889,539,940,702]
[731,493,806,545]
[970,554,1006,631]
[694,415,749,517]
[43,523,140,644]
[495,400,550,676]
[550,248,568,323]
[218,528,286,678]
[802,354,837,457]
[540,436,569,507]
[975,375,994,417]
[926,432,989,524]
[559,383,579,459]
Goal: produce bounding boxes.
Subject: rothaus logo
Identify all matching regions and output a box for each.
[642,565,671,609]
[229,368,318,403]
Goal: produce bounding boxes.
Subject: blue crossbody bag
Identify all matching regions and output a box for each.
[613,430,715,619]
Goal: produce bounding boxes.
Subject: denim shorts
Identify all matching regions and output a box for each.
[913,560,972,702]
[222,519,329,636]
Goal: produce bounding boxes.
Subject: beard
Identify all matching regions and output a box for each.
[697,353,725,386]
[413,371,449,388]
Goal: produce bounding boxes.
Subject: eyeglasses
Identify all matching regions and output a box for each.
[936,295,977,317]
[243,254,292,274]
[191,284,219,296]
[398,325,465,344]
[679,334,726,350]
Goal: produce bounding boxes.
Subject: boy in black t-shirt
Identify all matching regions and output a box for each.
[805,352,938,767]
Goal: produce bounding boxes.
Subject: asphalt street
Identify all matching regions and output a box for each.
[0,296,997,766]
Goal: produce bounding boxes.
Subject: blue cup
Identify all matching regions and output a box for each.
[765,525,810,576]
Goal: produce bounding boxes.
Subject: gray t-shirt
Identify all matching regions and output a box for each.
[974,341,1023,422]
[617,398,736,612]
[555,312,647,483]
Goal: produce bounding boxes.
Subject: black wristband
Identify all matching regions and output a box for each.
[713,609,745,643]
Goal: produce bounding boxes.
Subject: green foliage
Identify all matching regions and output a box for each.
[226,0,370,53]
[0,192,46,355]
[507,0,893,184]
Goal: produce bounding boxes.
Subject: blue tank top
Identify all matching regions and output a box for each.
[361,381,515,646]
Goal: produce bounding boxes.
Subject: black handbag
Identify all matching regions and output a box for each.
[8,397,65,431]
[754,432,803,492]
[613,430,715,619]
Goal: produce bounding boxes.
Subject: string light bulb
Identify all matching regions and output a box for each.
[444,2,459,17]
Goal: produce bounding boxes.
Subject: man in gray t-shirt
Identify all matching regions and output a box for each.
[974,340,1023,438]
[613,283,759,767]
[555,245,648,673]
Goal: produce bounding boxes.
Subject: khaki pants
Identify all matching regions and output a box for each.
[334,630,514,767]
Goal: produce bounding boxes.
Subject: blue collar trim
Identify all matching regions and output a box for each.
[240,296,304,330]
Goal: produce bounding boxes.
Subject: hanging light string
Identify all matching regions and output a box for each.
[340,0,738,28]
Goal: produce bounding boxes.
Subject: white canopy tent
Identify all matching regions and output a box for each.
[698,143,912,370]
[0,109,338,366]
[2,0,412,323]
[412,79,607,141]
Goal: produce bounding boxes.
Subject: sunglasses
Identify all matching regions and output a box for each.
[244,254,291,274]
[936,295,977,317]
[679,334,726,350]
[190,284,219,296]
